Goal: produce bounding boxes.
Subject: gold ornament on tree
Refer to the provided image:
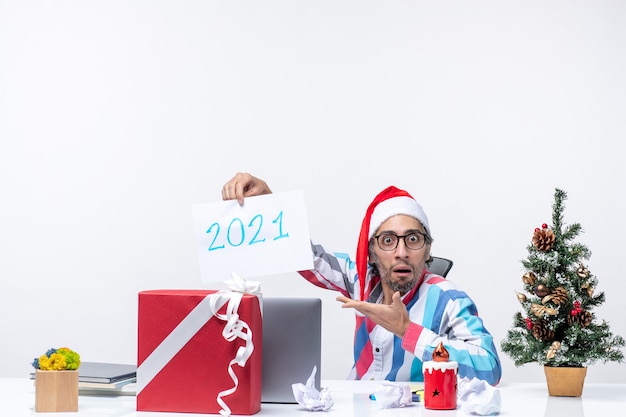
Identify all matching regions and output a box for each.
[534,283,550,297]
[581,282,594,297]
[576,264,590,278]
[546,341,561,360]
[531,303,558,317]
[532,224,555,252]
[522,271,537,285]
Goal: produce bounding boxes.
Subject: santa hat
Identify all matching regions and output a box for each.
[356,186,430,301]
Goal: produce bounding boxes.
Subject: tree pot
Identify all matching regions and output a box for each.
[543,365,587,397]
[35,369,79,412]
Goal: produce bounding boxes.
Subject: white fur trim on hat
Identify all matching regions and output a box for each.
[368,196,430,239]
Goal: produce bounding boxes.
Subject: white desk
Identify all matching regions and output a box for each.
[1,379,624,417]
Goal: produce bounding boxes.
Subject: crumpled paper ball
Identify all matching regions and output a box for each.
[373,382,413,409]
[457,377,501,416]
[291,366,334,411]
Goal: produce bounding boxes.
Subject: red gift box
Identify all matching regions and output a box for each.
[136,289,262,415]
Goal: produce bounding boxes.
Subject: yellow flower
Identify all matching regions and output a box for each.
[39,353,67,370]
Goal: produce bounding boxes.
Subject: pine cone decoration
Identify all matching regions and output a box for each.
[542,287,568,305]
[533,228,555,251]
[532,319,555,341]
[568,309,593,328]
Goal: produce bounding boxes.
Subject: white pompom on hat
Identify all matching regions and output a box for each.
[356,186,430,301]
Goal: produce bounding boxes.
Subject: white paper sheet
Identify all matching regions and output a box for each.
[191,191,313,283]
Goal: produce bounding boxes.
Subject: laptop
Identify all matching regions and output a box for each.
[261,297,322,403]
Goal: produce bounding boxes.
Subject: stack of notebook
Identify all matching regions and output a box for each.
[76,362,136,395]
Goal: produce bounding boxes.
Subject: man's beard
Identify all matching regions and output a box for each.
[380,270,418,294]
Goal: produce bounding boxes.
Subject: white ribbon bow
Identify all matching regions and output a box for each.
[225,272,261,294]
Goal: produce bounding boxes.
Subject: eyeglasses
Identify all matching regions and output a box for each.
[373,232,427,251]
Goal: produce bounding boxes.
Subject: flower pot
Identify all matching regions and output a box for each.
[35,369,79,412]
[543,365,587,397]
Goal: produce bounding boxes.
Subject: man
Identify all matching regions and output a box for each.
[222,172,502,385]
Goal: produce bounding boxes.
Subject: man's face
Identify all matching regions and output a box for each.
[370,214,430,295]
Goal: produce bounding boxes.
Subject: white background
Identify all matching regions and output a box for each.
[1,1,625,384]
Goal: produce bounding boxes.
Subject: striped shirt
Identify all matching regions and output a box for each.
[298,241,502,385]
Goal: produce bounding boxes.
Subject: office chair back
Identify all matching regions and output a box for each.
[429,256,454,278]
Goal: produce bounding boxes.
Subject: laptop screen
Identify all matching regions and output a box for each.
[261,297,322,403]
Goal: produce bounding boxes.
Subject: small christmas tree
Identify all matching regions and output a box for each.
[501,188,624,368]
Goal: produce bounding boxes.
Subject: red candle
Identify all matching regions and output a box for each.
[422,342,458,410]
